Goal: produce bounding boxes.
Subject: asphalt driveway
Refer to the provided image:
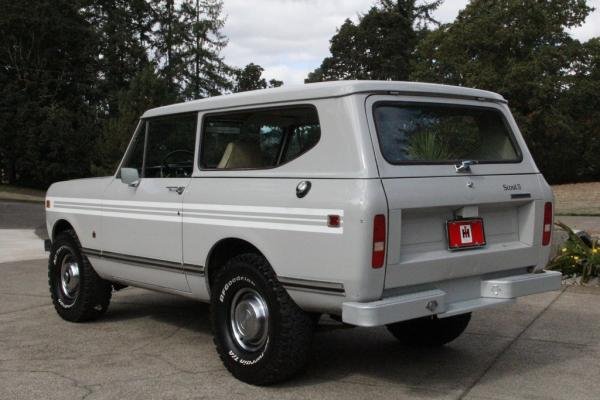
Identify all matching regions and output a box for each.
[0,201,47,262]
[2,199,600,399]
[0,200,46,235]
[1,258,600,400]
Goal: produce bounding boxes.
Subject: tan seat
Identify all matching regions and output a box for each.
[217,141,264,169]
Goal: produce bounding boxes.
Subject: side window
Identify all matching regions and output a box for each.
[282,124,320,163]
[144,113,197,178]
[120,123,145,176]
[201,106,320,169]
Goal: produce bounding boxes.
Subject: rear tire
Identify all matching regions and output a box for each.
[48,230,112,322]
[211,253,314,385]
[386,313,471,347]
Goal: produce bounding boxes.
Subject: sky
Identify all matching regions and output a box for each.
[220,0,600,85]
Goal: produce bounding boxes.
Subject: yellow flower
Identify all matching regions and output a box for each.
[593,248,598,254]
[562,248,567,253]
[573,256,579,261]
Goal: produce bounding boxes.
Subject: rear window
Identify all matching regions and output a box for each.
[372,102,521,164]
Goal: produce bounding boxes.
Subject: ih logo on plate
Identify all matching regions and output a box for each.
[460,224,473,244]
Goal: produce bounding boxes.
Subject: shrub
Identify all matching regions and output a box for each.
[547,221,600,283]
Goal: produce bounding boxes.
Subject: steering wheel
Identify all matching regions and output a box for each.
[160,149,194,177]
[162,149,194,165]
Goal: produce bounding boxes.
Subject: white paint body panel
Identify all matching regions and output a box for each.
[45,81,559,324]
[99,177,190,292]
[343,270,561,326]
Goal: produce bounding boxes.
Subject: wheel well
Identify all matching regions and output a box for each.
[206,238,262,291]
[52,219,74,241]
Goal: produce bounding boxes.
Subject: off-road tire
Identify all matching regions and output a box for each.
[211,253,314,385]
[386,313,471,347]
[48,229,112,322]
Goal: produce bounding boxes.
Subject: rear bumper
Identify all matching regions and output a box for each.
[342,270,562,327]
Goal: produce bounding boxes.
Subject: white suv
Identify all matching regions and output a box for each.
[45,81,561,385]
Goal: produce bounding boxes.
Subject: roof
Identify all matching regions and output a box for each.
[142,80,507,118]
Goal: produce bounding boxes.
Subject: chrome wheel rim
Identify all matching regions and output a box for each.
[229,288,269,352]
[60,253,80,301]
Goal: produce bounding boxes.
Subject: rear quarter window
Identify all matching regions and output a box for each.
[200,106,320,170]
[373,102,522,164]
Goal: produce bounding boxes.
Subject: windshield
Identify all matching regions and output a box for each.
[372,102,521,164]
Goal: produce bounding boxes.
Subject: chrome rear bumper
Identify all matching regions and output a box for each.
[342,270,562,327]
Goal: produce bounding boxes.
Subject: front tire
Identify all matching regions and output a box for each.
[211,253,314,385]
[386,313,471,347]
[48,230,112,322]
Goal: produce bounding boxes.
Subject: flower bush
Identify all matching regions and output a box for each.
[547,221,600,283]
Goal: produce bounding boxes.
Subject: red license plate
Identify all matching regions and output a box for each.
[446,218,486,250]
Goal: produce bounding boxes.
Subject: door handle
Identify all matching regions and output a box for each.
[455,160,475,173]
[166,186,185,195]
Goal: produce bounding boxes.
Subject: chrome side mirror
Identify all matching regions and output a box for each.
[120,168,140,187]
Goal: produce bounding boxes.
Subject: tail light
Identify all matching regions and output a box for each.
[372,214,386,268]
[542,202,553,246]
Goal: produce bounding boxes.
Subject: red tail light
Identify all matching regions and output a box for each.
[542,202,553,246]
[372,214,386,268]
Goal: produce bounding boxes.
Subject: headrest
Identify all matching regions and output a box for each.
[217,141,264,169]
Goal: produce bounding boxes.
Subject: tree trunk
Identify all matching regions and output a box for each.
[195,0,200,99]
[166,0,174,90]
[6,157,17,185]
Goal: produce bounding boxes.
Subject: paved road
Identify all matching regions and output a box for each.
[0,200,47,238]
[0,201,47,262]
[1,259,599,400]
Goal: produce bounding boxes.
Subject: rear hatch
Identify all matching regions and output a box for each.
[365,94,548,290]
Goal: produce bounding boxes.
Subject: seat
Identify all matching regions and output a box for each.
[217,141,264,169]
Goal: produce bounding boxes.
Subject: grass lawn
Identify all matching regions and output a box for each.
[0,185,45,202]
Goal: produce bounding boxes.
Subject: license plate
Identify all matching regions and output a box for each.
[446,218,486,250]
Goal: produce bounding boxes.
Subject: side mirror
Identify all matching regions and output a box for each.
[120,168,140,187]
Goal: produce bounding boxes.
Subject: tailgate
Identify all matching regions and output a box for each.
[363,93,551,290]
[382,174,547,289]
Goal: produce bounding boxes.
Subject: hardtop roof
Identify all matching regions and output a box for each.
[142,80,506,118]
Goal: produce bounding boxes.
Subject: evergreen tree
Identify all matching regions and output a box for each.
[0,0,99,187]
[563,38,600,181]
[151,0,230,99]
[411,0,593,183]
[0,0,284,187]
[179,0,230,99]
[83,0,154,116]
[151,0,185,96]
[305,0,441,82]
[93,65,178,175]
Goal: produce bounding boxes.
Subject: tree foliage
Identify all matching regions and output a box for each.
[92,65,178,176]
[562,38,600,182]
[3,0,598,187]
[0,0,282,188]
[0,0,99,187]
[411,0,597,183]
[306,0,599,183]
[233,63,283,93]
[179,0,231,99]
[306,0,441,82]
[83,0,154,116]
